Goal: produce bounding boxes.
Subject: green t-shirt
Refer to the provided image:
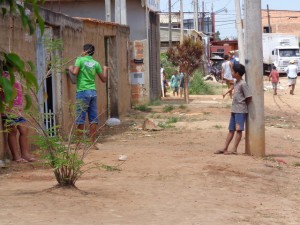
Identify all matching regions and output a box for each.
[75,55,102,92]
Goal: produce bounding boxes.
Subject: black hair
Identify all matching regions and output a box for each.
[233,63,245,76]
[272,65,276,70]
[224,55,229,60]
[83,44,95,56]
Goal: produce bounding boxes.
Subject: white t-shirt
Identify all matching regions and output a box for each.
[222,61,233,80]
[285,64,298,78]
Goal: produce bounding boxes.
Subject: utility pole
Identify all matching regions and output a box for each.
[168,0,172,47]
[105,0,111,22]
[267,4,271,33]
[180,0,184,43]
[201,0,204,31]
[235,0,245,64]
[194,0,199,31]
[244,0,265,157]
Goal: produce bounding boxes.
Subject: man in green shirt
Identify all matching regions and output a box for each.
[69,44,108,143]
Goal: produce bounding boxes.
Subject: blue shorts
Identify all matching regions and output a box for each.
[2,115,27,126]
[228,113,247,131]
[76,90,98,125]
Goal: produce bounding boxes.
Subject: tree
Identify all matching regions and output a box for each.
[166,36,204,103]
[0,0,44,113]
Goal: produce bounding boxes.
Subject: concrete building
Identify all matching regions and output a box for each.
[0,6,130,160]
[42,0,161,104]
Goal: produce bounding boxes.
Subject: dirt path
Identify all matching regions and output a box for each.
[1,78,300,225]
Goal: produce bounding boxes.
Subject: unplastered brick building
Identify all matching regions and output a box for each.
[261,10,300,38]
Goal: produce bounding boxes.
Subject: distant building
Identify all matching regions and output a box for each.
[261,10,300,38]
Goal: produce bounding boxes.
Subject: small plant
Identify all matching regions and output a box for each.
[163,104,175,112]
[189,70,214,95]
[179,104,186,109]
[158,116,178,128]
[167,117,178,124]
[213,124,223,129]
[149,99,162,106]
[293,162,300,167]
[133,104,152,112]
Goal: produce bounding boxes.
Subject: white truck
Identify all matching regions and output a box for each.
[262,33,300,74]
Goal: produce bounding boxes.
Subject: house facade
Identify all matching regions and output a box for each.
[0,6,130,160]
[43,0,161,104]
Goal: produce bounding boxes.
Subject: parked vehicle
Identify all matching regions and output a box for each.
[263,33,300,74]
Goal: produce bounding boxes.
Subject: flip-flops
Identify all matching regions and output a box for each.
[23,157,36,162]
[224,151,238,155]
[214,150,225,154]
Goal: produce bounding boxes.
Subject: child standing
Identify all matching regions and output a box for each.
[269,66,279,95]
[215,64,252,155]
[1,69,35,163]
[170,70,180,96]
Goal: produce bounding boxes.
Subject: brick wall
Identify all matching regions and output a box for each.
[262,10,300,38]
[130,40,148,104]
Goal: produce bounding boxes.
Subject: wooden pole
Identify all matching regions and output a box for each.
[244,0,265,157]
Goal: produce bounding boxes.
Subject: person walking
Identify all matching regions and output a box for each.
[215,64,252,155]
[68,44,108,145]
[221,55,234,98]
[269,65,279,95]
[285,60,298,95]
[179,70,185,98]
[170,70,180,96]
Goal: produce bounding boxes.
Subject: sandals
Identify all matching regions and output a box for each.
[23,157,36,162]
[214,150,225,154]
[224,151,238,155]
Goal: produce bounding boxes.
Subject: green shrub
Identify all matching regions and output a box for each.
[189,70,214,95]
[163,104,175,112]
[133,104,152,112]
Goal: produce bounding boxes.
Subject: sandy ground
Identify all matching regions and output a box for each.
[1,78,300,225]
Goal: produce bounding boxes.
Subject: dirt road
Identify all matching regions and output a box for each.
[1,78,300,225]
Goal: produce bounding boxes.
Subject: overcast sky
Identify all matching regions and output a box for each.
[160,0,300,39]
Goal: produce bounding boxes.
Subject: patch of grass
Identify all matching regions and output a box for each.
[158,122,175,129]
[149,99,162,106]
[213,124,223,129]
[293,162,300,167]
[133,104,152,112]
[163,104,175,112]
[158,116,178,128]
[167,117,179,124]
[203,111,211,115]
[100,164,121,171]
[179,104,187,109]
[189,70,215,95]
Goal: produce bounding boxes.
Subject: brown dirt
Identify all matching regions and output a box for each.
[1,78,300,225]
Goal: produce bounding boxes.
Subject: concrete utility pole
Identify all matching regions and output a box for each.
[168,0,172,47]
[201,0,204,31]
[105,0,111,22]
[115,0,127,25]
[267,4,271,33]
[244,0,265,157]
[180,0,184,43]
[235,0,245,64]
[194,0,199,31]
